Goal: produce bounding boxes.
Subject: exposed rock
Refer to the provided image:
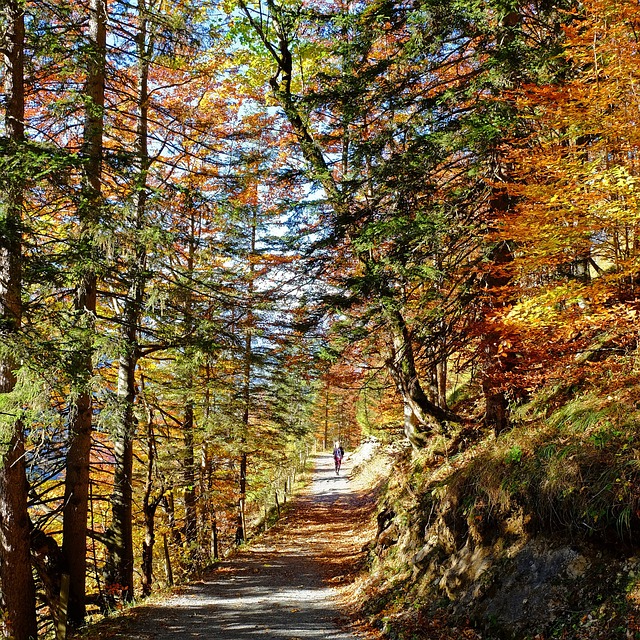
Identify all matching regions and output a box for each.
[458,541,583,637]
[412,534,442,565]
[377,506,396,537]
[439,541,492,600]
[377,523,399,550]
[566,553,589,579]
[354,437,640,639]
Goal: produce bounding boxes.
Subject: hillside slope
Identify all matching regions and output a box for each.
[346,385,640,640]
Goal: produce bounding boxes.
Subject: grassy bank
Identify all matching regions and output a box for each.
[348,358,640,639]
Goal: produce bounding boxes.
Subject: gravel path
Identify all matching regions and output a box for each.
[94,453,378,640]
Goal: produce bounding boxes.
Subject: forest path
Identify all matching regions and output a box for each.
[89,452,381,640]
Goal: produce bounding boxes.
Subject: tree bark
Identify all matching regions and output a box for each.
[479,120,516,435]
[162,491,181,545]
[183,400,197,546]
[140,376,162,597]
[211,509,219,560]
[62,0,107,626]
[437,358,448,410]
[0,15,37,640]
[479,11,522,437]
[199,368,215,563]
[481,235,514,436]
[141,455,159,597]
[182,209,198,549]
[384,308,453,446]
[104,0,153,603]
[103,343,136,604]
[141,492,158,598]
[0,429,37,640]
[238,207,256,543]
[0,3,38,637]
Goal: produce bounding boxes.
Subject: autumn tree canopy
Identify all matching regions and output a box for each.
[1,0,639,635]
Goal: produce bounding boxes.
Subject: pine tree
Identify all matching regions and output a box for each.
[0,1,38,637]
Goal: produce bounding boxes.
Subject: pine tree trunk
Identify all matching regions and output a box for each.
[199,374,214,563]
[0,428,37,640]
[197,444,209,564]
[323,387,329,450]
[178,204,199,549]
[140,376,161,598]
[238,210,256,543]
[104,253,145,604]
[437,358,448,410]
[62,0,107,626]
[238,451,247,544]
[104,344,136,603]
[211,509,219,560]
[0,3,38,637]
[183,400,197,546]
[104,0,152,602]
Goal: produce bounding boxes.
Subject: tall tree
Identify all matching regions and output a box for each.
[236,189,257,545]
[102,0,152,603]
[62,0,107,626]
[0,1,38,637]
[181,207,197,551]
[235,0,471,445]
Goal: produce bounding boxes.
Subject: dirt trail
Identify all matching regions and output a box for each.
[92,453,380,640]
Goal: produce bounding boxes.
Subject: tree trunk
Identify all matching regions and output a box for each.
[140,377,162,598]
[384,308,453,446]
[141,500,158,598]
[179,201,199,550]
[0,3,38,637]
[237,451,247,545]
[62,0,107,626]
[104,0,153,602]
[183,400,197,546]
[197,448,208,562]
[481,232,514,436]
[162,491,181,545]
[162,534,173,586]
[201,436,219,560]
[198,373,214,563]
[0,429,37,640]
[437,358,448,410]
[238,208,256,543]
[103,342,136,604]
[323,387,329,450]
[104,258,145,603]
[103,238,144,606]
[211,509,219,560]
[479,11,522,436]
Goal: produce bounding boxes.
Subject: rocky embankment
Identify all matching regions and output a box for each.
[348,437,640,640]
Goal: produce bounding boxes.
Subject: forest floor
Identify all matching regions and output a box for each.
[81,451,385,640]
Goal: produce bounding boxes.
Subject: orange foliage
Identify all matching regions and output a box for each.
[495,0,640,395]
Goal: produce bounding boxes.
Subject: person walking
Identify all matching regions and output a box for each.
[333,441,345,475]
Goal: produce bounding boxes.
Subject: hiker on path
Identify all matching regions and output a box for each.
[333,441,345,475]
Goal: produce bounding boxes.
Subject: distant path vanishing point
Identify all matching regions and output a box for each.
[95,453,379,640]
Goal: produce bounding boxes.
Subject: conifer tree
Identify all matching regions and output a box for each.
[0,1,38,637]
[61,0,107,624]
